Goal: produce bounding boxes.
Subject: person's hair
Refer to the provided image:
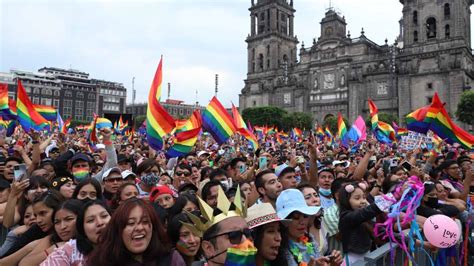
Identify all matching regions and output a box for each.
[337,181,366,213]
[296,182,317,192]
[32,190,65,233]
[167,213,193,244]
[209,168,227,181]
[200,166,213,180]
[87,198,170,266]
[111,183,139,211]
[202,222,221,246]
[76,200,110,255]
[176,163,192,173]
[201,180,222,201]
[331,178,351,202]
[135,158,158,176]
[18,202,33,226]
[252,222,289,266]
[423,182,436,196]
[255,169,275,196]
[72,178,103,200]
[28,175,50,191]
[51,199,83,243]
[167,192,199,221]
[230,157,246,169]
[278,166,295,178]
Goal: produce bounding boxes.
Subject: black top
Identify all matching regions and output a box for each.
[0,224,47,258]
[417,204,459,218]
[339,203,382,254]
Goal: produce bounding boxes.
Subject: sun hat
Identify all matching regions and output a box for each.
[276,189,321,219]
[246,203,290,229]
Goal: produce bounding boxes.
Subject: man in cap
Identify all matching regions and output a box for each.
[275,164,298,190]
[117,154,133,172]
[102,167,123,205]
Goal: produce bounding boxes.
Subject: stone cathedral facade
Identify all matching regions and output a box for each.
[239,0,473,125]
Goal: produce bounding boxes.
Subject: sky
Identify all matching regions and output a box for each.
[1,0,473,108]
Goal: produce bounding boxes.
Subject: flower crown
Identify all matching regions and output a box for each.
[182,185,247,237]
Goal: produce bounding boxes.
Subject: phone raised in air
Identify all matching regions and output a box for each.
[401,161,412,172]
[14,164,27,181]
[259,157,268,170]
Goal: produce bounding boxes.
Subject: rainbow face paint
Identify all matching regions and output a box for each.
[72,167,89,182]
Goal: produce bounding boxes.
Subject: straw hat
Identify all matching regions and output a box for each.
[246,203,290,229]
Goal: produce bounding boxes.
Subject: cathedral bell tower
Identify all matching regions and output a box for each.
[246,0,298,75]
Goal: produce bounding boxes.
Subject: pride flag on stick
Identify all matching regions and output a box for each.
[202,96,236,144]
[16,80,49,132]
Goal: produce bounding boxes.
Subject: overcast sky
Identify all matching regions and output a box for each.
[1,0,472,108]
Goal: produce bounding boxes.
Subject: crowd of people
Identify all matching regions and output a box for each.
[0,126,472,266]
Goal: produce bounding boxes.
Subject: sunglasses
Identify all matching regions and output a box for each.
[105,177,122,183]
[176,171,191,177]
[206,228,252,245]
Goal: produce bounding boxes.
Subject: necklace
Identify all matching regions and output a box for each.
[289,235,315,266]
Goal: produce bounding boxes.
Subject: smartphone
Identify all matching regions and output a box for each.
[14,164,27,181]
[239,164,246,174]
[259,157,268,170]
[401,161,412,172]
[326,255,335,263]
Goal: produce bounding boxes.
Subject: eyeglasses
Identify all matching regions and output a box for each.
[206,228,252,245]
[176,171,191,177]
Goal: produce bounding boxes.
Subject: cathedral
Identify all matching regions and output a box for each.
[239,0,473,125]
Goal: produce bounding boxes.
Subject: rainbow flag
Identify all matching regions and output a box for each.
[166,127,201,158]
[202,96,236,144]
[0,117,16,137]
[376,121,396,143]
[175,110,201,133]
[424,93,474,149]
[325,126,333,143]
[392,122,408,139]
[33,104,57,121]
[292,127,303,139]
[16,80,49,132]
[337,112,347,139]
[406,105,431,134]
[0,83,9,115]
[128,126,135,143]
[240,128,258,150]
[146,57,176,150]
[316,126,325,139]
[232,103,247,130]
[368,99,379,130]
[87,116,98,144]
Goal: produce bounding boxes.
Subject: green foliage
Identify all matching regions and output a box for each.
[365,112,399,127]
[242,106,287,129]
[456,90,474,125]
[134,115,146,128]
[70,120,89,128]
[241,106,313,130]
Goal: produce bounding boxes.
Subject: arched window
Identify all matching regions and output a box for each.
[65,90,72,97]
[258,54,264,70]
[53,90,60,97]
[283,54,288,63]
[77,92,84,98]
[414,31,419,42]
[445,24,450,38]
[266,45,270,56]
[426,17,437,39]
[413,11,418,24]
[444,4,450,19]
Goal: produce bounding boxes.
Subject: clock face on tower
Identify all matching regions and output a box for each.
[325,27,333,37]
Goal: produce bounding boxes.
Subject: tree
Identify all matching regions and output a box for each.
[365,112,399,127]
[70,120,89,128]
[242,106,287,129]
[281,112,313,131]
[134,115,146,128]
[456,90,474,125]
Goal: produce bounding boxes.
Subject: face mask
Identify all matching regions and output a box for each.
[141,173,159,187]
[207,238,257,265]
[319,187,332,197]
[73,167,89,182]
[425,197,439,209]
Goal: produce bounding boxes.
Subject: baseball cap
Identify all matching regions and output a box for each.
[149,185,174,203]
[276,189,321,219]
[70,153,91,165]
[275,163,289,177]
[197,151,210,158]
[332,160,349,168]
[95,144,106,150]
[102,167,122,181]
[121,170,137,180]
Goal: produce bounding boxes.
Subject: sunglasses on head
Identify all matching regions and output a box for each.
[206,228,252,245]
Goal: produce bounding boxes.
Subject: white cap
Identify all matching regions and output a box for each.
[275,163,289,177]
[197,151,210,158]
[121,170,137,180]
[332,160,350,168]
[102,167,122,181]
[95,144,106,150]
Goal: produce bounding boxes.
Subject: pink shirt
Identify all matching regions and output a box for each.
[40,239,86,266]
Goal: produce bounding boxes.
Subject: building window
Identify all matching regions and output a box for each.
[267,59,270,69]
[65,90,72,97]
[41,98,52,106]
[33,88,40,94]
[63,107,72,115]
[426,17,437,39]
[445,24,450,38]
[64,100,73,107]
[75,101,84,108]
[427,97,433,104]
[413,11,418,24]
[76,92,84,98]
[75,107,83,116]
[427,83,433,90]
[53,99,60,108]
[74,114,83,121]
[33,97,39,104]
[414,31,418,42]
[54,90,60,97]
[258,54,264,70]
[87,102,95,109]
[86,109,94,116]
[24,87,31,93]
[444,3,450,19]
[42,89,52,95]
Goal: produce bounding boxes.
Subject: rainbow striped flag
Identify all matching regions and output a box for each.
[424,93,474,149]
[337,112,347,139]
[316,126,325,140]
[392,122,408,139]
[87,116,98,144]
[292,127,303,139]
[166,109,202,158]
[231,104,258,149]
[368,99,379,130]
[232,103,247,130]
[16,80,49,132]
[33,104,57,121]
[146,57,176,150]
[406,105,431,134]
[325,126,333,143]
[376,121,396,143]
[0,83,9,115]
[0,117,16,137]
[175,110,201,134]
[202,96,236,144]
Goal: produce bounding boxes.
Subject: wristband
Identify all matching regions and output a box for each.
[103,140,113,146]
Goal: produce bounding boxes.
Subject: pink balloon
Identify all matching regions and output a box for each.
[423,214,460,248]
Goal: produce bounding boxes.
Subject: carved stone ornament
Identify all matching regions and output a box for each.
[323,73,335,89]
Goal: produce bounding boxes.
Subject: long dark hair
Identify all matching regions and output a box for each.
[76,200,110,255]
[51,199,83,243]
[167,192,198,221]
[32,190,65,233]
[87,198,171,266]
[252,221,289,266]
[167,213,202,260]
[72,178,103,200]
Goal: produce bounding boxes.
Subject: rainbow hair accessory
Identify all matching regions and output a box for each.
[374,176,433,266]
